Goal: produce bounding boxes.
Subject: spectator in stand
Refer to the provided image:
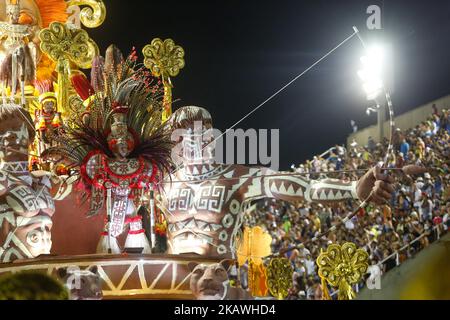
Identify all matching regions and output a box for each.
[400,138,410,159]
[368,136,376,153]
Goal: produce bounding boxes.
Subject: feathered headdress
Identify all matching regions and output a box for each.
[44,45,173,192]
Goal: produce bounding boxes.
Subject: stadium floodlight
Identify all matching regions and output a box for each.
[358,45,385,101]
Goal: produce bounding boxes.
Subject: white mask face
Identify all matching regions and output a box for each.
[181,126,215,164]
[0,123,29,158]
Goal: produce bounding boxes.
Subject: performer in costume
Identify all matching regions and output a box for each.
[163,106,396,258]
[0,103,74,262]
[0,0,36,106]
[0,0,68,80]
[44,45,172,254]
[33,80,61,157]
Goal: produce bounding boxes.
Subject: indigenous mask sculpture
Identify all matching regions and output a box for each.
[0,103,73,262]
[57,266,103,300]
[45,45,173,255]
[188,260,253,300]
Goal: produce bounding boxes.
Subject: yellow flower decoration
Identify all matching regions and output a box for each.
[39,22,98,69]
[39,22,98,118]
[316,242,369,300]
[143,38,185,79]
[142,38,185,122]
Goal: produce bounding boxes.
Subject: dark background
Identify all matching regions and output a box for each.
[88,0,450,169]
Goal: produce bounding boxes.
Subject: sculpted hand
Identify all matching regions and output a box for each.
[356,165,395,205]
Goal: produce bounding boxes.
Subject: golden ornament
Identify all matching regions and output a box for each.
[143,38,185,122]
[39,22,99,117]
[265,258,293,300]
[316,242,369,300]
[67,0,107,28]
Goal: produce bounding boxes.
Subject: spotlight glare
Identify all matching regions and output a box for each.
[358,45,385,101]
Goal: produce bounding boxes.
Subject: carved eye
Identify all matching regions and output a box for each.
[215,268,225,276]
[193,267,205,276]
[193,269,204,276]
[30,234,39,243]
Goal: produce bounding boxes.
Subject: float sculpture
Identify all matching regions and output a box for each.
[0,0,419,301]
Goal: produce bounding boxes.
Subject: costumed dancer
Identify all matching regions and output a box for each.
[0,0,36,106]
[33,80,61,158]
[44,45,172,254]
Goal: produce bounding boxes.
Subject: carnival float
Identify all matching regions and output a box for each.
[0,0,430,300]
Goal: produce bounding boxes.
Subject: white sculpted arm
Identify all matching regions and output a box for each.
[259,168,359,204]
[31,171,78,201]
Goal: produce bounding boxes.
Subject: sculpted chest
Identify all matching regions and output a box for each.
[164,166,264,257]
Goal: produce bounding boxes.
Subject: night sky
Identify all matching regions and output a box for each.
[89,0,450,169]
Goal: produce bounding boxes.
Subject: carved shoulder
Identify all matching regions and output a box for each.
[0,171,7,197]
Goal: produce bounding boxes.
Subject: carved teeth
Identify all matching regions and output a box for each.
[278,183,287,194]
[211,224,221,231]
[296,188,303,197]
[320,191,327,200]
[287,185,294,194]
[270,182,278,193]
[185,219,196,229]
[176,221,184,230]
[197,221,206,229]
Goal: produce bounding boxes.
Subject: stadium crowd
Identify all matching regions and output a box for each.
[245,108,450,299]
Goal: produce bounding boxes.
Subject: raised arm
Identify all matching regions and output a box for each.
[259,168,358,204]
[250,165,396,206]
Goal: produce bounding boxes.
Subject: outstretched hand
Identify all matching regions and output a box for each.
[356,165,395,205]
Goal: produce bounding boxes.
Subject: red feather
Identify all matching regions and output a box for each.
[71,73,94,101]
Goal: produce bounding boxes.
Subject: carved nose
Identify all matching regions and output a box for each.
[201,278,213,285]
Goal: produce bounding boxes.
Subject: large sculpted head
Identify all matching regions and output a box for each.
[188,260,232,300]
[15,215,53,257]
[57,266,103,300]
[0,104,35,162]
[169,106,215,165]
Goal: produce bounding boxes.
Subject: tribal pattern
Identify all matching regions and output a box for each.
[163,164,359,258]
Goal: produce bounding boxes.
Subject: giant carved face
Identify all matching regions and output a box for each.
[0,117,29,162]
[15,215,53,258]
[170,106,215,165]
[188,261,230,300]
